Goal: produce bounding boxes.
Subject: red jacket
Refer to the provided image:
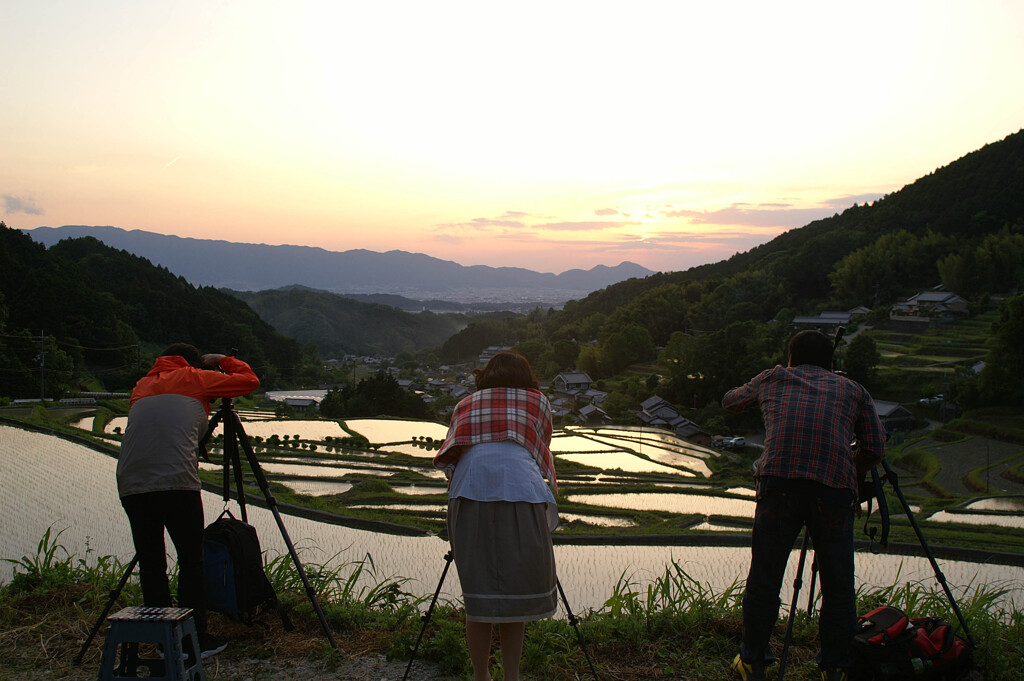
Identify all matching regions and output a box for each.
[117,355,259,497]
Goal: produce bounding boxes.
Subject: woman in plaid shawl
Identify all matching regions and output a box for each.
[434,351,558,681]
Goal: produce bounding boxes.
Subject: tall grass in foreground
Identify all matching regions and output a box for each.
[3,534,1022,680]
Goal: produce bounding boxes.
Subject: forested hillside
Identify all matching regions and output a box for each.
[436,130,1024,413]
[3,130,1022,406]
[226,287,471,358]
[0,227,304,397]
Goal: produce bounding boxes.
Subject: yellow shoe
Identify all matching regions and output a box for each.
[731,654,766,681]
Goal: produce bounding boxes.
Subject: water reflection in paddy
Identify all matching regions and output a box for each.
[691,521,749,532]
[200,461,388,476]
[558,453,692,476]
[281,482,446,498]
[568,493,755,518]
[349,503,446,512]
[572,427,716,455]
[964,496,1024,512]
[261,463,391,477]
[392,485,447,496]
[104,417,350,441]
[282,480,353,496]
[72,417,94,431]
[343,419,450,444]
[550,435,621,452]
[378,443,440,458]
[4,426,1024,613]
[559,514,638,528]
[725,487,756,497]
[928,511,1024,529]
[562,428,712,476]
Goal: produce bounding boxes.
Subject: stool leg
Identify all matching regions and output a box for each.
[97,629,122,681]
[180,618,206,681]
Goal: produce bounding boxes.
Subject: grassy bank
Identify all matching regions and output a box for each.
[2,531,1022,680]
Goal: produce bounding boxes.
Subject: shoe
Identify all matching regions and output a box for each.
[732,653,766,681]
[821,668,849,681]
[199,633,228,659]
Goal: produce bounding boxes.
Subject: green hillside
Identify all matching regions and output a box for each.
[0,228,304,396]
[2,130,1022,407]
[435,130,1024,416]
[226,286,470,358]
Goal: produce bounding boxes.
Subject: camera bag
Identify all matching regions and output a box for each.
[852,605,971,680]
[203,511,292,629]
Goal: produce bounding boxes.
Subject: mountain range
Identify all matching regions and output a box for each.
[23,226,654,305]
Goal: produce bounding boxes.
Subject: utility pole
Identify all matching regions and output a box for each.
[986,444,990,494]
[38,330,46,402]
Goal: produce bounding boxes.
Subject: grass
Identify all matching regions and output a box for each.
[3,532,1023,680]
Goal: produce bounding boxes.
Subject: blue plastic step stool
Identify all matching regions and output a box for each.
[97,606,206,681]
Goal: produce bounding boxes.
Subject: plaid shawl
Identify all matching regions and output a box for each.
[433,387,557,494]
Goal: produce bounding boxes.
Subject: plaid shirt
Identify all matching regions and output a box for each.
[722,364,886,493]
[433,387,557,494]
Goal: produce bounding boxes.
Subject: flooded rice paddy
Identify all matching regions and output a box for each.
[3,421,1023,612]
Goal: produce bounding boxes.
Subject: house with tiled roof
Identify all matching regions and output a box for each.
[553,372,593,393]
[891,291,969,321]
[873,399,915,433]
[578,404,611,425]
[638,396,710,445]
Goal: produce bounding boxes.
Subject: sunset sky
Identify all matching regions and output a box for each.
[2,1,1022,274]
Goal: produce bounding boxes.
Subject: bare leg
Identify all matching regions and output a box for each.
[498,622,526,681]
[466,620,493,681]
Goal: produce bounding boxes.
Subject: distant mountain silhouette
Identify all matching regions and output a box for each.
[24,226,654,303]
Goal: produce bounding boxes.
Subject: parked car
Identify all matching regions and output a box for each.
[719,436,746,448]
[918,394,945,405]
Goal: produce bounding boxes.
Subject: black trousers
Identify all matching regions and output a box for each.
[121,490,208,635]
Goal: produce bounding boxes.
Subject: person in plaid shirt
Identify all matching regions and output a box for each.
[722,330,886,681]
[434,351,558,681]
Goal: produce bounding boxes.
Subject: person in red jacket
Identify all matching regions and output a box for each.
[117,343,259,658]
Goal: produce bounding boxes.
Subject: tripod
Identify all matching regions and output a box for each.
[76,396,340,664]
[402,550,600,681]
[775,459,976,679]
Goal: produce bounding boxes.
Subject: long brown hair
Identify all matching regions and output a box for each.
[474,350,539,390]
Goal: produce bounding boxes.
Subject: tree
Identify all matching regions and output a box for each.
[316,371,429,418]
[660,321,785,408]
[977,294,1024,406]
[602,392,638,420]
[550,339,580,371]
[842,334,881,386]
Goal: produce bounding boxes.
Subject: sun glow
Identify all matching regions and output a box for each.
[2,1,1023,273]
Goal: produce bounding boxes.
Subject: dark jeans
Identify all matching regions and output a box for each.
[121,490,208,635]
[740,477,856,671]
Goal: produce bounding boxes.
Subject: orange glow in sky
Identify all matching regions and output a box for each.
[2,1,1023,274]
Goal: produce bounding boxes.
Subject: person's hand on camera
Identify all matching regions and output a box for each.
[201,353,226,369]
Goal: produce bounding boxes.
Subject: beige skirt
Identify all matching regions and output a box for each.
[448,498,557,623]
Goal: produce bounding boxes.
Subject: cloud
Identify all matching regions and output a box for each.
[2,194,44,216]
[663,195,886,229]
[533,220,637,232]
[436,215,528,230]
[435,211,636,235]
[594,208,620,216]
[821,193,886,209]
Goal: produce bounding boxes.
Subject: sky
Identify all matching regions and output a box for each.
[2,1,1022,275]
